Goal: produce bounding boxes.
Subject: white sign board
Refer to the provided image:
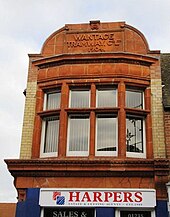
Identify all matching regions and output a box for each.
[39,188,156,208]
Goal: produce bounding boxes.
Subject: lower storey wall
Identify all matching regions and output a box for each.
[15,188,168,217]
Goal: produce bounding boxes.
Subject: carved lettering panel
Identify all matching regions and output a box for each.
[66,32,123,53]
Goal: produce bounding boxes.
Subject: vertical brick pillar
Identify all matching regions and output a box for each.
[164,111,170,158]
[58,82,69,157]
[150,60,166,158]
[89,83,96,158]
[145,87,153,158]
[32,88,44,158]
[118,81,126,158]
[20,55,40,159]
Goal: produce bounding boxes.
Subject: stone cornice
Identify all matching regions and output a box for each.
[32,52,158,69]
[5,158,169,178]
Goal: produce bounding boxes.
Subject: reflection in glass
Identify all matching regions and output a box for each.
[70,90,90,108]
[126,90,143,109]
[44,117,59,153]
[68,116,89,152]
[97,89,116,107]
[126,117,143,153]
[96,116,117,152]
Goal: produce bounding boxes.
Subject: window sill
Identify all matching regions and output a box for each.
[38,109,61,117]
[125,108,149,116]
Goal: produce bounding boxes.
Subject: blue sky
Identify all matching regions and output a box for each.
[0,0,170,202]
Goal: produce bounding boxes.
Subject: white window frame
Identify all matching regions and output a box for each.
[126,118,146,159]
[43,90,61,111]
[69,89,90,108]
[43,93,47,110]
[95,116,118,157]
[67,116,90,157]
[40,207,44,217]
[126,89,144,110]
[96,88,117,108]
[115,208,155,217]
[40,118,59,158]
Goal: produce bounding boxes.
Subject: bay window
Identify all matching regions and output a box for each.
[126,89,146,158]
[40,117,59,156]
[96,115,117,156]
[67,86,118,157]
[44,91,61,110]
[97,88,117,107]
[95,87,117,156]
[67,115,90,156]
[40,90,61,157]
[126,89,143,109]
[126,116,145,156]
[70,89,90,108]
[39,83,149,159]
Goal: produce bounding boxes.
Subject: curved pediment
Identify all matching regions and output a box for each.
[41,21,151,56]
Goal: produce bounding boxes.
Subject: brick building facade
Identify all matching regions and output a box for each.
[5,21,170,217]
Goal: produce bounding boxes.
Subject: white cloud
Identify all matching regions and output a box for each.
[0,0,170,202]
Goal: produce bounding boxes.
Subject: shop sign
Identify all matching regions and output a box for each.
[39,189,156,208]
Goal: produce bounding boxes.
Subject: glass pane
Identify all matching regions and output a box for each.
[126,90,143,109]
[70,90,90,108]
[44,208,94,217]
[97,89,116,107]
[68,116,89,152]
[120,211,151,217]
[44,117,59,153]
[46,92,61,110]
[126,117,143,153]
[96,116,117,152]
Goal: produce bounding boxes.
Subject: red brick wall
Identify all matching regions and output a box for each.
[0,203,16,217]
[165,111,170,158]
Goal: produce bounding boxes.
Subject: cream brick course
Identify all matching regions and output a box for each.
[151,78,166,158]
[20,81,37,159]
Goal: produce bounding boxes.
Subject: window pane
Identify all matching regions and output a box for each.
[97,89,116,107]
[44,208,95,217]
[96,116,117,153]
[68,116,89,155]
[46,91,61,110]
[43,117,59,153]
[126,117,143,153]
[70,90,90,108]
[126,90,143,109]
[120,211,151,217]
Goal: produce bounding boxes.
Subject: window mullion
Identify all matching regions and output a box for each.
[118,81,126,158]
[90,111,95,157]
[90,83,96,107]
[144,87,153,159]
[32,89,44,158]
[58,83,69,157]
[89,83,96,158]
